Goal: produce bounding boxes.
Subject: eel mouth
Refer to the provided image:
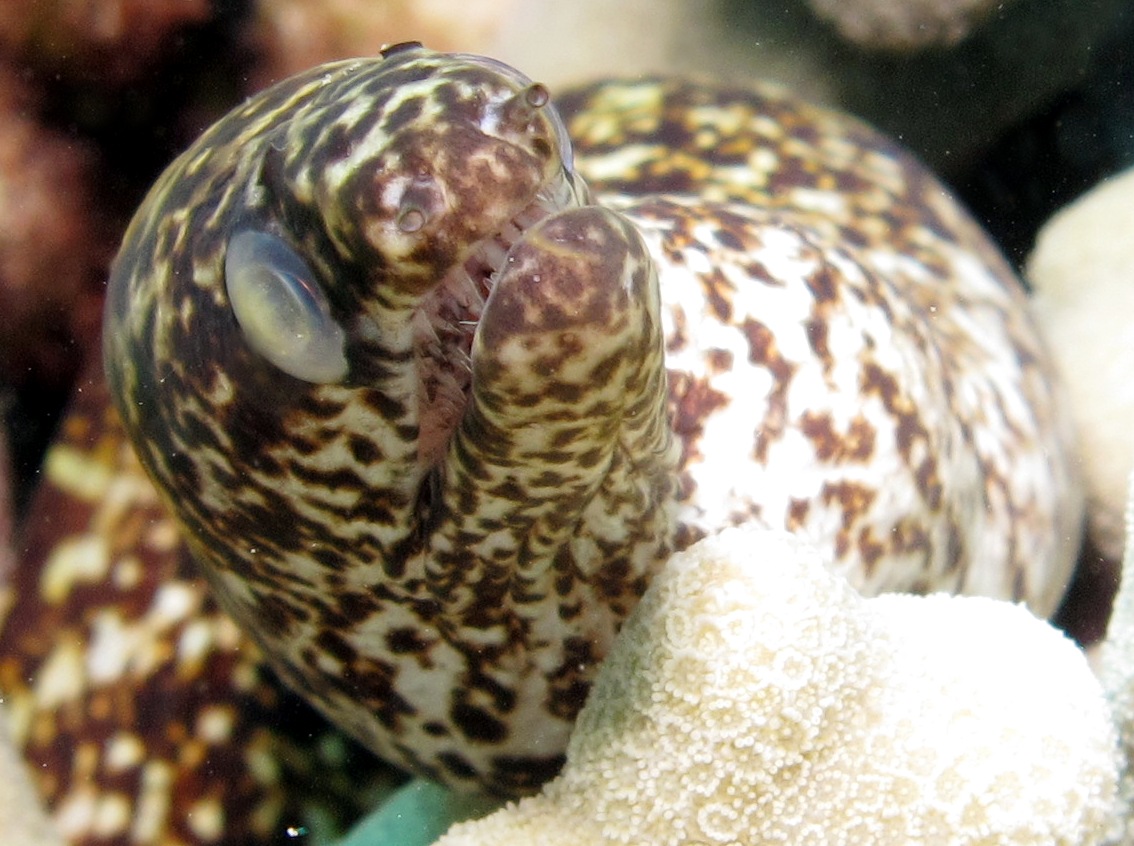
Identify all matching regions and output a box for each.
[414,166,586,465]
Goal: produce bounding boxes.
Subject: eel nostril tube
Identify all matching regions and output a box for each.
[501,82,552,130]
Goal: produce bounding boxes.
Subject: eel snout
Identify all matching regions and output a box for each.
[413,165,588,466]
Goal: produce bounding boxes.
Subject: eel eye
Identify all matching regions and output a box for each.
[224,230,348,383]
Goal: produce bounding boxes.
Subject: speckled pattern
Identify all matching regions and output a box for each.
[96,45,1081,800]
[0,364,401,844]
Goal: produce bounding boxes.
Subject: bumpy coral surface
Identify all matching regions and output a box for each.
[1028,165,1134,563]
[436,526,1119,845]
[1097,471,1134,845]
[806,0,1022,50]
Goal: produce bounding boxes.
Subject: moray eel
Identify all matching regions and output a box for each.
[103,44,1082,796]
[0,365,402,844]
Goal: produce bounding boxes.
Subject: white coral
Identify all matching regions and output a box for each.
[434,526,1120,845]
[1097,469,1134,844]
[1028,165,1134,562]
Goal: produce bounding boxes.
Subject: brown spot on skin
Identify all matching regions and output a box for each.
[359,387,408,421]
[805,317,831,370]
[806,263,839,304]
[894,519,935,564]
[788,498,810,530]
[740,255,787,289]
[857,526,888,575]
[314,629,359,665]
[800,411,839,461]
[665,305,689,353]
[741,318,787,375]
[839,224,870,249]
[339,660,415,732]
[545,638,603,718]
[701,267,733,322]
[451,702,508,743]
[668,371,730,467]
[713,224,744,251]
[310,546,349,569]
[438,751,478,781]
[706,348,733,373]
[593,554,633,603]
[741,318,796,462]
[489,754,567,795]
[338,591,380,622]
[385,627,429,654]
[916,456,943,508]
[258,592,308,638]
[547,677,591,721]
[800,410,876,463]
[860,360,929,463]
[347,435,382,465]
[821,480,878,558]
[846,417,877,461]
[557,599,584,621]
[287,462,372,494]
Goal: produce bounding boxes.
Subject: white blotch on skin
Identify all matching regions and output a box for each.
[55,792,97,840]
[44,444,113,501]
[87,583,199,683]
[105,732,146,772]
[55,786,97,839]
[112,555,143,590]
[34,637,86,708]
[145,516,182,552]
[196,704,235,745]
[93,792,132,838]
[41,535,110,603]
[177,618,215,667]
[245,738,282,784]
[187,798,225,842]
[151,582,198,623]
[86,612,139,682]
[133,761,173,844]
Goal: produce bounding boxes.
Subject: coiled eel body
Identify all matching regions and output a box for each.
[102,44,1081,796]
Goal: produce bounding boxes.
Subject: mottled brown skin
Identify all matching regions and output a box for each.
[96,44,1081,804]
[103,46,677,795]
[555,79,1080,606]
[0,361,402,845]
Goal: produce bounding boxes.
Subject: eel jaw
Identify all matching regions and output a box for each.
[414,166,588,466]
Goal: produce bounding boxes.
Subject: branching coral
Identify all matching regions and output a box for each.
[434,526,1121,845]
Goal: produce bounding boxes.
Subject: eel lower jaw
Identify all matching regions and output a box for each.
[414,167,589,466]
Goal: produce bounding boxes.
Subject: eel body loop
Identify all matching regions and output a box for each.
[102,46,1083,796]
